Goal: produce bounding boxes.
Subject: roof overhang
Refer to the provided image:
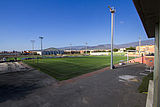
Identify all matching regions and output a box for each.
[133,0,160,38]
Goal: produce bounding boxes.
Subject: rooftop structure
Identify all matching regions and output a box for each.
[133,0,160,106]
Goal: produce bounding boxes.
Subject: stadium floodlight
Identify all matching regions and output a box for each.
[108,6,115,69]
[39,36,44,56]
[30,40,35,50]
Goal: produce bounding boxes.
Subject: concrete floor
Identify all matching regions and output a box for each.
[0,62,147,107]
[0,62,32,73]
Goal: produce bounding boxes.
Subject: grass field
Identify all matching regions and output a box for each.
[23,56,129,81]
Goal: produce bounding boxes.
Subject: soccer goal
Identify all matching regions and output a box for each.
[126,50,141,63]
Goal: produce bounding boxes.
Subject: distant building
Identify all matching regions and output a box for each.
[90,52,109,56]
[136,45,154,54]
[25,50,64,55]
[118,48,126,53]
[0,51,21,56]
[64,50,81,54]
[90,50,108,56]
[127,45,155,57]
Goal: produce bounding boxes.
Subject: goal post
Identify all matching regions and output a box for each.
[126,50,139,64]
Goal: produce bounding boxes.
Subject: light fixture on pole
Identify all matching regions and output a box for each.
[39,36,44,56]
[108,6,115,69]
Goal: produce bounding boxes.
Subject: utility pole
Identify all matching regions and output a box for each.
[108,6,115,69]
[69,43,72,55]
[39,36,44,57]
[139,36,141,57]
[85,42,88,55]
[30,40,35,50]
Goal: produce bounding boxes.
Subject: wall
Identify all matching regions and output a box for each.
[90,52,109,56]
[128,56,154,67]
[136,45,155,53]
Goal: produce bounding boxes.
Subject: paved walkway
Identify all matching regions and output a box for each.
[0,63,147,107]
[0,62,32,73]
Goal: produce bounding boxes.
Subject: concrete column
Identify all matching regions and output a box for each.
[153,23,160,107]
[158,21,160,107]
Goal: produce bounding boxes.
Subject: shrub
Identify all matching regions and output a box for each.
[138,72,153,93]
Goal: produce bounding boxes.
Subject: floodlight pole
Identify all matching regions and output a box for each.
[109,6,115,69]
[39,36,44,56]
[69,44,72,55]
[31,40,35,50]
[85,42,88,55]
[139,36,141,57]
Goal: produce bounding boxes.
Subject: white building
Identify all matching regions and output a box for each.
[118,48,126,53]
[90,52,109,56]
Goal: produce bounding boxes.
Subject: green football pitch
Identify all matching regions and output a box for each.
[23,56,129,81]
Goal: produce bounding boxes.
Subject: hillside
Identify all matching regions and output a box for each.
[57,39,154,50]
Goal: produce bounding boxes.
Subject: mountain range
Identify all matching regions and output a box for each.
[45,40,154,51]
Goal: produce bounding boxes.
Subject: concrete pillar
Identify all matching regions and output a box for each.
[153,23,160,107]
[158,21,160,107]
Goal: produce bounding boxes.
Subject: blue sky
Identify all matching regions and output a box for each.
[0,0,151,51]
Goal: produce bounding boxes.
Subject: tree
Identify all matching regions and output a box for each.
[126,47,136,50]
[113,48,118,52]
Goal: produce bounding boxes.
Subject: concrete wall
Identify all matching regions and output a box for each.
[90,52,109,56]
[146,80,154,107]
[153,23,160,107]
[145,56,154,67]
[128,56,154,67]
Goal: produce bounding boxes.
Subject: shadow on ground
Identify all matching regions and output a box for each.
[0,63,56,103]
[0,81,40,103]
